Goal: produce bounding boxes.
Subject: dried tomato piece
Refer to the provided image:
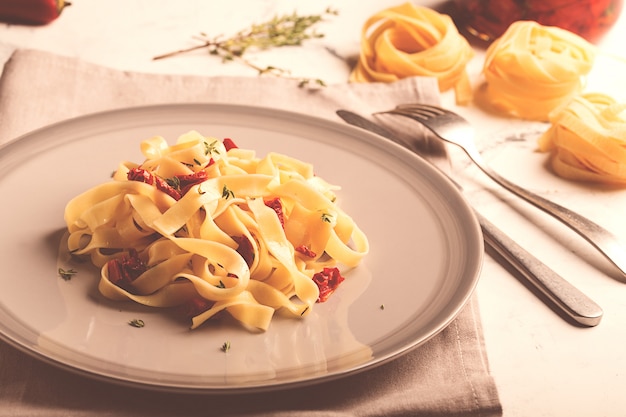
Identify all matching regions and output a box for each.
[312,267,345,303]
[295,245,316,258]
[222,138,238,151]
[264,197,285,227]
[176,296,213,319]
[232,235,255,267]
[127,167,181,200]
[106,249,147,293]
[127,167,154,184]
[154,175,182,200]
[177,170,209,196]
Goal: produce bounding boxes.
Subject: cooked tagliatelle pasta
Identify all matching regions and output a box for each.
[538,93,626,185]
[64,131,369,331]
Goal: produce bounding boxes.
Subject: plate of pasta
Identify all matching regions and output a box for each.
[0,104,483,392]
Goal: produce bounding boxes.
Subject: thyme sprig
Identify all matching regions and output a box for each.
[153,8,338,87]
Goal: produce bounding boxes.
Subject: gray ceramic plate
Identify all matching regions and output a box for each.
[0,104,483,392]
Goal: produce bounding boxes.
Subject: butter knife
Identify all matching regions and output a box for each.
[337,109,603,327]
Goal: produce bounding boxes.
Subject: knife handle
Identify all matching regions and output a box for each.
[476,211,603,327]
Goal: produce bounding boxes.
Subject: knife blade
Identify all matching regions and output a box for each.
[337,109,603,327]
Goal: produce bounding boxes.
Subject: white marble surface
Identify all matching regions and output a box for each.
[3,1,626,416]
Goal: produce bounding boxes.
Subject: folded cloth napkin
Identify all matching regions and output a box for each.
[0,47,502,417]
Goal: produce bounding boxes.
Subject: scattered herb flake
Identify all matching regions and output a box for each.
[128,319,145,328]
[221,341,231,352]
[204,140,220,156]
[222,185,235,199]
[58,267,77,281]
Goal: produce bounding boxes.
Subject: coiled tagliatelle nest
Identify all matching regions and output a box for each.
[538,93,626,185]
[349,2,474,104]
[479,21,596,121]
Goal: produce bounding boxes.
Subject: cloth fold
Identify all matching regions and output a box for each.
[0,47,502,417]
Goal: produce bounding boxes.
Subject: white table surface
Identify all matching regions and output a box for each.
[2,1,626,416]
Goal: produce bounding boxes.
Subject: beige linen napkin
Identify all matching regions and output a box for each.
[0,48,502,417]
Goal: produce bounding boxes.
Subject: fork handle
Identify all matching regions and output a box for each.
[468,150,626,281]
[477,211,603,326]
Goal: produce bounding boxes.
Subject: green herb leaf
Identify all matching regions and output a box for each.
[222,185,235,199]
[128,319,145,328]
[321,213,333,223]
[58,267,77,281]
[166,176,181,191]
[221,341,231,352]
[203,140,216,156]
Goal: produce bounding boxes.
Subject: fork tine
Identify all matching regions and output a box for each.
[396,103,443,114]
[376,107,433,123]
[395,104,461,120]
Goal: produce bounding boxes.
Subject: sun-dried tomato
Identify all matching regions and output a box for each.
[222,138,238,151]
[127,167,181,200]
[127,167,154,184]
[106,249,147,293]
[264,197,285,227]
[177,170,209,196]
[232,235,255,267]
[312,267,345,303]
[176,296,213,319]
[154,175,182,200]
[295,245,316,258]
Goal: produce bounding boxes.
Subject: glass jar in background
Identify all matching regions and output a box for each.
[452,0,623,43]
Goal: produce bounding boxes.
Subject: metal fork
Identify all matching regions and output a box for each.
[378,103,626,281]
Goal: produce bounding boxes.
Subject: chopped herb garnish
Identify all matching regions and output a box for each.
[380,304,385,310]
[222,185,235,199]
[175,225,188,236]
[204,140,221,156]
[166,176,181,191]
[321,213,333,223]
[128,319,145,328]
[58,267,77,281]
[298,78,327,88]
[221,341,231,352]
[300,306,310,316]
[193,158,202,166]
[216,280,226,289]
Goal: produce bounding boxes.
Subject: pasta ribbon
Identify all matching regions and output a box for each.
[64,131,369,331]
[480,21,596,121]
[349,2,474,104]
[538,92,626,184]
